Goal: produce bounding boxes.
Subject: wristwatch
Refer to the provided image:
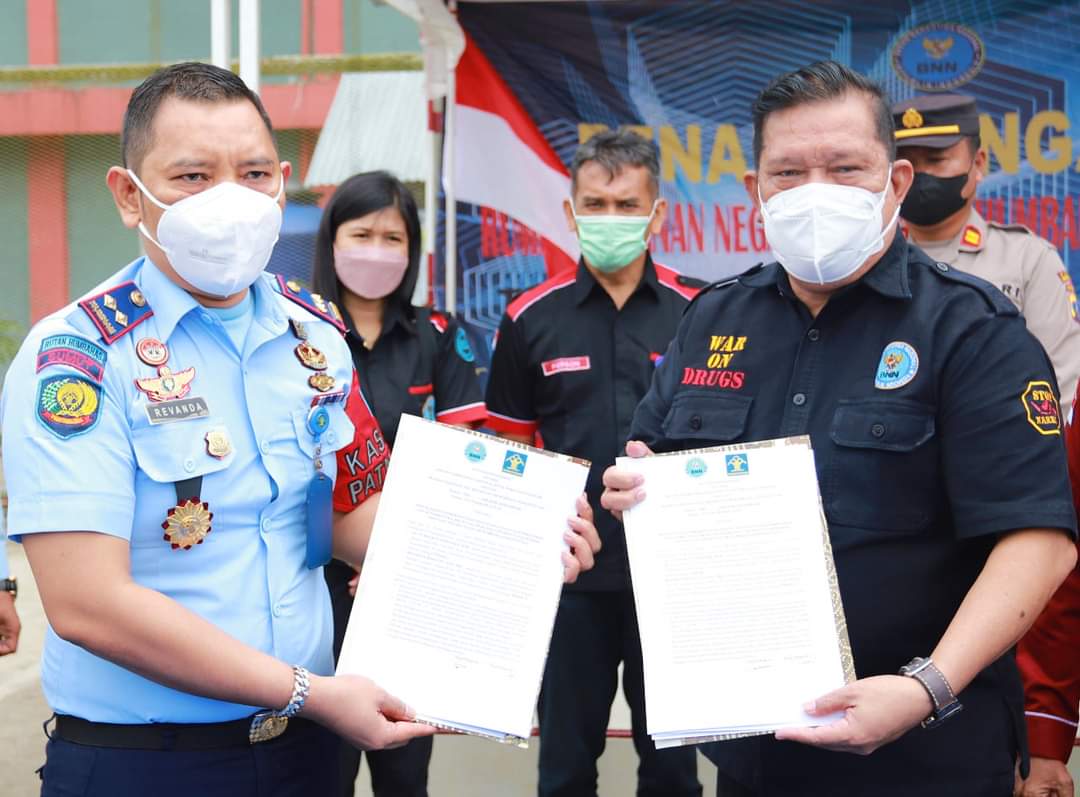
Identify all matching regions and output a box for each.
[899,656,962,728]
[249,665,310,744]
[1,578,16,601]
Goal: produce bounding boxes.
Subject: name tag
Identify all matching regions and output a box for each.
[541,356,591,377]
[145,397,210,425]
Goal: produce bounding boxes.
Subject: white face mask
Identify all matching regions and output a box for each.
[128,169,284,298]
[759,166,899,285]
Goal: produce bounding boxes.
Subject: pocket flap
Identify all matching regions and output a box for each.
[131,421,234,483]
[830,398,935,452]
[662,392,753,443]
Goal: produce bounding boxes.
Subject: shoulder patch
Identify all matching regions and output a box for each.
[36,374,103,439]
[925,260,1019,316]
[36,334,108,382]
[273,275,346,333]
[78,281,153,344]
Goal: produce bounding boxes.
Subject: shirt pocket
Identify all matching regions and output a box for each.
[661,391,753,444]
[131,421,234,485]
[826,398,939,533]
[290,403,354,459]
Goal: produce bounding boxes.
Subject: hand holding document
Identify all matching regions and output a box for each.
[619,436,854,748]
[337,415,590,746]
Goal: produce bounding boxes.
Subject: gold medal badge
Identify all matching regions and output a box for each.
[308,373,336,393]
[162,499,213,550]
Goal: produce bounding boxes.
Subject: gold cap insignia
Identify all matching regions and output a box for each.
[902,107,924,129]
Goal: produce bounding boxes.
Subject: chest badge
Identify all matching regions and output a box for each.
[205,428,233,459]
[309,373,336,393]
[874,341,919,391]
[136,337,169,367]
[136,365,197,402]
[162,499,213,550]
[295,340,328,371]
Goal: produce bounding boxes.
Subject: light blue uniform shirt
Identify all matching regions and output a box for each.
[0,513,8,579]
[2,257,358,723]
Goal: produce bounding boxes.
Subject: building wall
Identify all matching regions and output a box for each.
[0,0,419,336]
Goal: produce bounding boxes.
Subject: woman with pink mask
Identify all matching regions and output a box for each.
[312,171,486,797]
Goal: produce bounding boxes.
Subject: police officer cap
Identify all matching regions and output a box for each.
[892,94,979,149]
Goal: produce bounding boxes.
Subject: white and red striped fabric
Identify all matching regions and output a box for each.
[451,33,579,276]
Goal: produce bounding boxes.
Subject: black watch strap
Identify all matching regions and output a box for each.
[899,656,962,728]
[1,578,16,600]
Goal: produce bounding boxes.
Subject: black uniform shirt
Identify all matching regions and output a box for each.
[344,299,486,448]
[486,255,702,590]
[631,233,1077,795]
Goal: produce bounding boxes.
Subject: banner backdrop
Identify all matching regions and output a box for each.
[438,0,1080,335]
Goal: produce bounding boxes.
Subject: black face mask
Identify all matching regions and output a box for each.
[901,170,971,226]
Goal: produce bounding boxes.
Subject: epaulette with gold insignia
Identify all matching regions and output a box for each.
[274,275,346,333]
[960,225,982,248]
[78,281,153,344]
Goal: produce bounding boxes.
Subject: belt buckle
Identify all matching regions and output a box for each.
[248,711,289,744]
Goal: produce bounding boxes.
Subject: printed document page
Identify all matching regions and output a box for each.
[337,415,589,746]
[619,436,853,747]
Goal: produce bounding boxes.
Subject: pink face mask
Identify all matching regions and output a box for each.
[333,245,409,300]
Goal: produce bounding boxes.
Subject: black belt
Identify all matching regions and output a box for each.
[52,713,309,751]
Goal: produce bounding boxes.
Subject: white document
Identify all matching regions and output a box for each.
[337,414,590,746]
[619,436,853,747]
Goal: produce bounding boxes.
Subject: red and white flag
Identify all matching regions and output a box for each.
[450,33,579,275]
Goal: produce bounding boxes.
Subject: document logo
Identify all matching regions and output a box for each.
[465,441,487,462]
[685,457,707,478]
[502,450,528,476]
[725,454,748,476]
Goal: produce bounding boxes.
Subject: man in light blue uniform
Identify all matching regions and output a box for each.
[0,513,20,655]
[1,62,601,797]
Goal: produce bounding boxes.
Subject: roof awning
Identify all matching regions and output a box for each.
[304,70,429,187]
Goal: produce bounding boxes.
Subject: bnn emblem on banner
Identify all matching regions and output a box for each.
[503,450,528,476]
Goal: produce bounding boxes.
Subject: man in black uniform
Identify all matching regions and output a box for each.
[602,62,1077,796]
[485,129,703,797]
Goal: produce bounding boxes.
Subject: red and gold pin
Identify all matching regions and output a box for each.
[309,373,336,393]
[135,365,196,402]
[162,499,213,550]
[295,340,328,371]
[961,225,982,248]
[136,337,169,367]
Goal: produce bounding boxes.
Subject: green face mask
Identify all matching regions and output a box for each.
[573,201,657,273]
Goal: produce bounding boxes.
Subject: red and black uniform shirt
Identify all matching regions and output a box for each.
[343,298,486,450]
[485,254,703,591]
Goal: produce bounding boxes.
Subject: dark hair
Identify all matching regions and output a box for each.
[571,128,660,196]
[311,171,422,312]
[122,61,275,170]
[752,60,895,166]
[966,134,982,153]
